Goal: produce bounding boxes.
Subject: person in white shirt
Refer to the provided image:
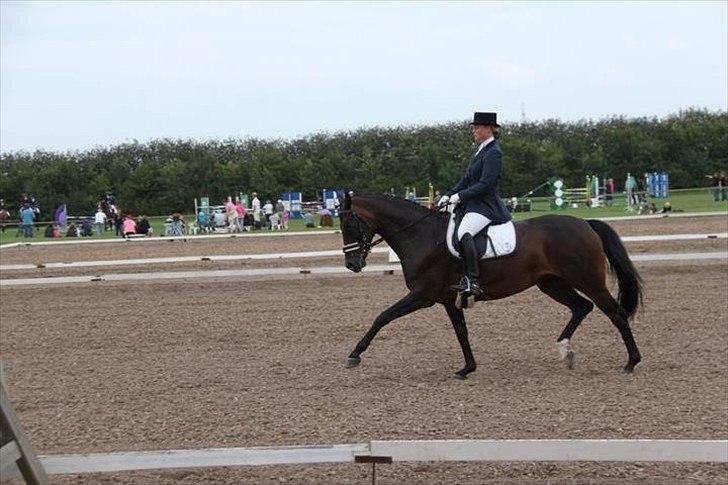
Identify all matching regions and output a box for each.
[262,200,274,229]
[94,207,107,235]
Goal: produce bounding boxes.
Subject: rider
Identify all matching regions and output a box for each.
[436,112,511,298]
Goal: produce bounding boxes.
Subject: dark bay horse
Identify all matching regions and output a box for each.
[339,193,643,378]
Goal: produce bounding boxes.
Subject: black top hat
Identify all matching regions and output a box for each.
[470,112,500,127]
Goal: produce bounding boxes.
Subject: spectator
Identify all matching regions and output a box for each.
[122,214,137,237]
[54,203,68,232]
[44,224,55,238]
[168,213,185,236]
[224,197,237,232]
[269,212,281,230]
[721,172,728,201]
[115,209,124,236]
[251,192,261,213]
[263,200,274,228]
[303,211,315,228]
[81,218,94,237]
[605,178,615,207]
[19,203,35,237]
[249,193,261,229]
[94,207,107,235]
[275,199,286,230]
[281,208,290,230]
[66,222,78,237]
[212,209,227,229]
[706,172,722,201]
[0,206,9,233]
[235,198,247,232]
[317,207,333,227]
[625,173,638,206]
[29,197,40,222]
[137,215,152,236]
[197,210,210,233]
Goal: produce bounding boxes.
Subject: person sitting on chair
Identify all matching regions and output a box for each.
[436,112,512,300]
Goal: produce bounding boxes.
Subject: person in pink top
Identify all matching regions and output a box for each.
[122,214,136,238]
[282,208,289,230]
[235,198,246,232]
[224,197,237,232]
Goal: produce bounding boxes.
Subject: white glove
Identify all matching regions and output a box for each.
[436,195,450,208]
[450,193,461,206]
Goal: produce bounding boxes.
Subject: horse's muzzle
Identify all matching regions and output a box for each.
[346,261,362,273]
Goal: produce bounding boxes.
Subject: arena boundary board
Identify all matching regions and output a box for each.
[1,252,726,287]
[37,439,728,475]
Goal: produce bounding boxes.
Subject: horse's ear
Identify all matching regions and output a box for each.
[344,190,352,209]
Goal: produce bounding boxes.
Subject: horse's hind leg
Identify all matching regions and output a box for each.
[537,276,594,369]
[584,286,642,373]
[444,303,476,379]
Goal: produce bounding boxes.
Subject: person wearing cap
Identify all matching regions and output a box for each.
[436,112,511,299]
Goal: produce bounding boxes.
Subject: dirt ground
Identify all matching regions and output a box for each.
[0,215,726,484]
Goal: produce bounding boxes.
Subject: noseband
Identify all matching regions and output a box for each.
[339,209,383,256]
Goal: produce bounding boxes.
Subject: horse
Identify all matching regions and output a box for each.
[338,192,643,379]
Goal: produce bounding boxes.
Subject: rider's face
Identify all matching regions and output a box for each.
[471,124,492,144]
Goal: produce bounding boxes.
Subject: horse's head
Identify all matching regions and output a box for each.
[339,191,376,273]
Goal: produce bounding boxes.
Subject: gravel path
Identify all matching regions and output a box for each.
[1,256,726,483]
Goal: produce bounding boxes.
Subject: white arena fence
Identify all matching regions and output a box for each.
[34,440,728,475]
[0,233,725,274]
[1,253,726,288]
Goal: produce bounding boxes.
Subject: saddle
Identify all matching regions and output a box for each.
[446,211,517,260]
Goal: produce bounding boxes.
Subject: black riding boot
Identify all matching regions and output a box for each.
[452,233,483,297]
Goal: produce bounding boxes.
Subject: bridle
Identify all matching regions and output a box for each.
[340,205,439,257]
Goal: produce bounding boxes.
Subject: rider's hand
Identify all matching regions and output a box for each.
[435,195,450,209]
[450,193,460,206]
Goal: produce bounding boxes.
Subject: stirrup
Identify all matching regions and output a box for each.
[452,276,482,295]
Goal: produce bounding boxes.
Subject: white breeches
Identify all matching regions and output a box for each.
[457,212,491,240]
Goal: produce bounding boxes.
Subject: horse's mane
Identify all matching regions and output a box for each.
[353,193,431,215]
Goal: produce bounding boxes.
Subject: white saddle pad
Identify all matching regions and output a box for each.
[446,212,517,259]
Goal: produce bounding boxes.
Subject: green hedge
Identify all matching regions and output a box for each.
[1,108,725,216]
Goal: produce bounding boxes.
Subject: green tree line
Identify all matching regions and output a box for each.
[1,108,725,217]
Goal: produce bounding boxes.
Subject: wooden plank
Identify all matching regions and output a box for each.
[39,444,370,474]
[370,439,728,463]
[0,363,49,484]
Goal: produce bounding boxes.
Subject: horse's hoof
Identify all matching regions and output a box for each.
[565,350,575,370]
[345,357,361,368]
[622,364,635,374]
[453,372,467,380]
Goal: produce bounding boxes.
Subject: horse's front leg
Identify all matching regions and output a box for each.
[346,291,432,368]
[444,303,477,379]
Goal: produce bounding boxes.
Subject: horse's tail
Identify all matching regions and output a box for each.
[587,219,643,319]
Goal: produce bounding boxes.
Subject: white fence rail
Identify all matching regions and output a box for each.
[37,440,728,475]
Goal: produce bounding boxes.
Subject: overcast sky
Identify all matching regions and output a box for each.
[1,1,726,152]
